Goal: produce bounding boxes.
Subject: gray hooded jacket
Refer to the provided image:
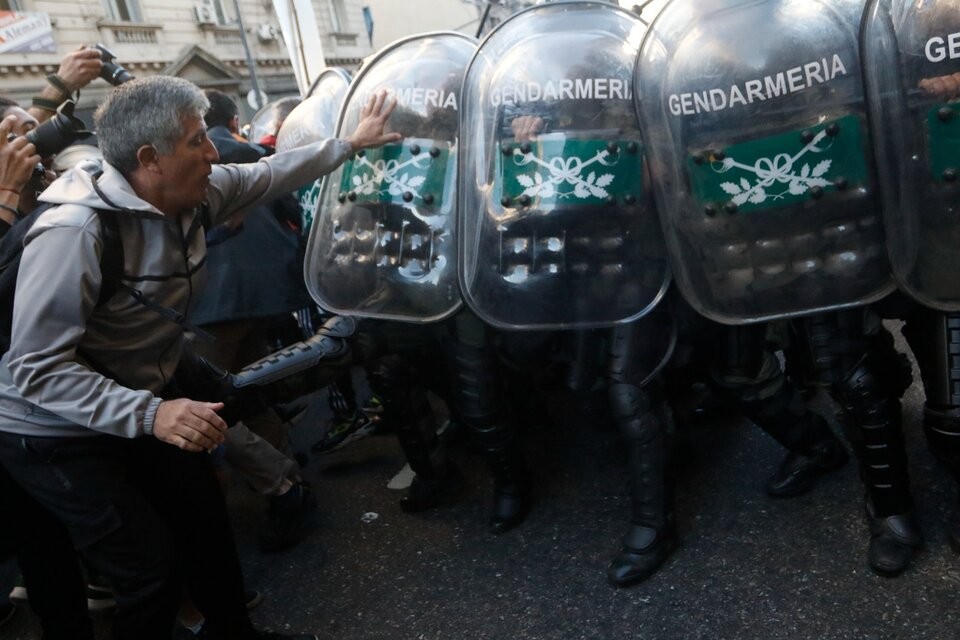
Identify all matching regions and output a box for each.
[0,137,351,439]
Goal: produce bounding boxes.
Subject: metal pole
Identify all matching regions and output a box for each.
[232,0,264,110]
[475,1,493,38]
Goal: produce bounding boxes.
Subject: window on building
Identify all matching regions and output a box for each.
[103,0,142,22]
[328,0,348,32]
[211,0,236,25]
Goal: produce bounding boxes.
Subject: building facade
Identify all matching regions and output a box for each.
[0,0,373,121]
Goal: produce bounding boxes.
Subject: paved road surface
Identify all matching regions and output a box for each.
[3,343,958,639]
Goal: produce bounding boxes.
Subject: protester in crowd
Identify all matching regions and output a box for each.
[193,89,318,554]
[0,75,398,640]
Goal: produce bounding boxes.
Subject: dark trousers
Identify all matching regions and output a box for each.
[0,462,94,640]
[0,433,254,640]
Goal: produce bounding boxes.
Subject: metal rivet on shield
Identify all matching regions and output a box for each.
[519,194,532,207]
[607,142,619,155]
[402,191,414,202]
[723,202,737,214]
[501,196,512,207]
[423,194,435,204]
[825,123,840,137]
[712,150,726,161]
[501,143,513,155]
[520,142,532,154]
[347,192,357,202]
[938,107,954,123]
[624,194,636,205]
[429,146,441,158]
[810,186,824,199]
[704,205,717,217]
[944,168,958,183]
[834,177,848,190]
[337,193,346,203]
[626,142,639,154]
[410,144,421,155]
[691,153,705,165]
[800,130,815,144]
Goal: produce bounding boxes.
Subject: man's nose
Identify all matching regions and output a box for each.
[205,138,219,162]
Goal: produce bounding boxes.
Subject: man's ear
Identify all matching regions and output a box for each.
[135,144,161,173]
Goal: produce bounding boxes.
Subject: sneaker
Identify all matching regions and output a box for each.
[86,581,115,612]
[0,602,16,629]
[258,482,319,553]
[361,394,384,419]
[310,412,376,454]
[7,576,26,603]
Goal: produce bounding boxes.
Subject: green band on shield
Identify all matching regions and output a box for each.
[496,138,643,208]
[927,103,960,184]
[338,138,452,206]
[687,114,869,215]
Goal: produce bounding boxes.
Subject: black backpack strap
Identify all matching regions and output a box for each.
[95,209,123,308]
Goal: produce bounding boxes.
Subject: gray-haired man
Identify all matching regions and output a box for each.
[0,75,398,640]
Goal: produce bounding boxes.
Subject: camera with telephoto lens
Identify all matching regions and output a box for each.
[6,100,92,160]
[94,44,134,86]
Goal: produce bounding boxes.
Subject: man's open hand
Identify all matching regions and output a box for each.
[153,399,227,453]
[345,90,403,151]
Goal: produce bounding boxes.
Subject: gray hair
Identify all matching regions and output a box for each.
[94,76,209,175]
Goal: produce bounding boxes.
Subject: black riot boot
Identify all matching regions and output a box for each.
[838,358,920,576]
[923,407,960,553]
[485,443,532,534]
[763,413,848,499]
[368,355,466,512]
[904,310,960,558]
[606,385,675,587]
[445,313,532,534]
[715,345,848,498]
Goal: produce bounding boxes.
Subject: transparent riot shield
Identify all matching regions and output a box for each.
[276,67,352,232]
[637,0,894,325]
[249,96,301,147]
[305,32,475,323]
[459,1,670,330]
[863,0,960,311]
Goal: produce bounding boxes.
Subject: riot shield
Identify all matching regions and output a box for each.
[637,0,894,325]
[459,1,671,330]
[276,67,352,232]
[249,96,301,147]
[305,32,474,323]
[863,0,960,311]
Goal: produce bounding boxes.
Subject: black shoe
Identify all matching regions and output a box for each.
[488,482,532,535]
[258,483,318,553]
[607,520,677,587]
[399,464,466,513]
[766,437,848,498]
[866,501,922,577]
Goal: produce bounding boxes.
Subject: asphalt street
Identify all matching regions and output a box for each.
[3,325,960,640]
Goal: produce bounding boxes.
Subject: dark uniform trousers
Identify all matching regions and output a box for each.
[0,431,253,640]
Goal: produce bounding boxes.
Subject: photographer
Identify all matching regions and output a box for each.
[0,111,40,229]
[27,46,102,123]
[0,75,397,640]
